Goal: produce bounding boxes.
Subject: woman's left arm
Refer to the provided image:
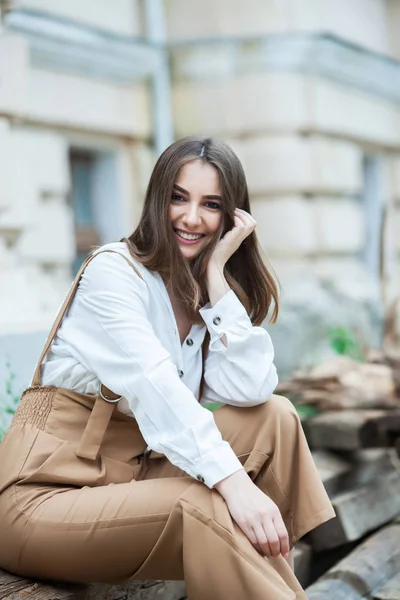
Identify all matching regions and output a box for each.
[200,209,278,406]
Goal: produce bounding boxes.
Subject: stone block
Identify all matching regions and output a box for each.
[0,35,29,116]
[251,196,317,255]
[311,78,400,148]
[228,136,362,196]
[13,128,70,194]
[28,69,151,138]
[173,73,308,138]
[314,197,364,253]
[15,200,76,264]
[166,0,388,53]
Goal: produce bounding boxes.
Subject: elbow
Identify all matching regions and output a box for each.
[245,365,279,406]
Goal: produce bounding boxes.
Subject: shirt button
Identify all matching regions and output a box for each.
[213,316,221,326]
[186,338,194,346]
[178,369,184,378]
[197,474,205,483]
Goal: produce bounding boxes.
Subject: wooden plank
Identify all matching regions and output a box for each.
[0,568,85,600]
[0,570,186,600]
[306,579,362,600]
[85,581,186,600]
[313,448,396,498]
[373,572,400,600]
[312,450,351,497]
[309,469,400,551]
[304,410,400,451]
[307,523,400,599]
[293,542,312,589]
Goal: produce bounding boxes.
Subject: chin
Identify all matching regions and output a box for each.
[180,248,201,261]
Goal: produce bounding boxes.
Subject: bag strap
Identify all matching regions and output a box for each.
[31,249,143,388]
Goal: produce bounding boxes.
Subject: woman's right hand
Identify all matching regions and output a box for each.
[215,469,290,559]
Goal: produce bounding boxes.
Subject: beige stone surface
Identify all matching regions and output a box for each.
[230,135,362,196]
[26,69,151,138]
[18,0,143,36]
[166,0,389,54]
[387,0,400,61]
[251,196,316,255]
[392,207,400,253]
[173,73,308,138]
[390,157,400,201]
[252,194,364,257]
[311,78,400,149]
[314,197,364,253]
[0,127,69,226]
[0,35,29,116]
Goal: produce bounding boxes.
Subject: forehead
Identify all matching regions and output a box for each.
[175,160,221,193]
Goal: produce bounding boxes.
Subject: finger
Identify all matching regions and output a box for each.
[234,209,257,230]
[273,515,290,558]
[233,213,254,236]
[263,521,281,558]
[232,215,246,232]
[252,523,272,558]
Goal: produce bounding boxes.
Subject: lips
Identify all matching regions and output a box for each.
[174,229,205,241]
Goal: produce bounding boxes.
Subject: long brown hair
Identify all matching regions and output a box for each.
[123,136,279,325]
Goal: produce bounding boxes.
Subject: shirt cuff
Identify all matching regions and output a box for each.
[199,290,250,343]
[192,441,244,488]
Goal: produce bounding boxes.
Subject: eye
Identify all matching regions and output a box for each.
[171,193,185,202]
[205,201,222,210]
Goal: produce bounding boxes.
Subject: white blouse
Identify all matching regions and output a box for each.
[41,242,278,488]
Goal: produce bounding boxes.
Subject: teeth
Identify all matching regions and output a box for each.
[176,230,203,241]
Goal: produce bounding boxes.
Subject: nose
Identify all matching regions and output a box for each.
[182,202,202,228]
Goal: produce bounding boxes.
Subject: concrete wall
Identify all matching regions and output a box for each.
[165,0,389,54]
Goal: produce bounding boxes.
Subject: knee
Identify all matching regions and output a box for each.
[260,394,300,427]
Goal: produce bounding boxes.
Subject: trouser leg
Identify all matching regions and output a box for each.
[7,476,303,599]
[213,395,335,545]
[145,395,335,546]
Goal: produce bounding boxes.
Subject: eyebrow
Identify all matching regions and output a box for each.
[173,183,223,201]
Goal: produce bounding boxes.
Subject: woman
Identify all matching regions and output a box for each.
[0,137,334,599]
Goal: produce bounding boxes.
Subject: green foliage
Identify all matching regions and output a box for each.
[204,402,225,412]
[293,404,320,419]
[0,360,20,440]
[327,326,365,361]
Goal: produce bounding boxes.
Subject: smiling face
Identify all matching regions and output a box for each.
[169,159,223,261]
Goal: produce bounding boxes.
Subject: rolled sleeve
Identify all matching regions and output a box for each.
[199,290,251,349]
[199,290,279,406]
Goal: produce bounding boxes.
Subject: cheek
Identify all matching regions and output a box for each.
[207,213,223,234]
[169,205,179,223]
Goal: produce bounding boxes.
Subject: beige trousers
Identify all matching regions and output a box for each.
[0,251,335,599]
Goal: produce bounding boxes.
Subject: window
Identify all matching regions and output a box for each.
[69,150,100,273]
[68,147,124,274]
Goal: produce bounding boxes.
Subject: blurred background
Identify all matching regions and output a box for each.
[1,0,400,399]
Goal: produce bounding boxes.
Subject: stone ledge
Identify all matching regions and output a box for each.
[170,32,400,104]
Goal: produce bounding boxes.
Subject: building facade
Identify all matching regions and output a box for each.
[1,0,400,377]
